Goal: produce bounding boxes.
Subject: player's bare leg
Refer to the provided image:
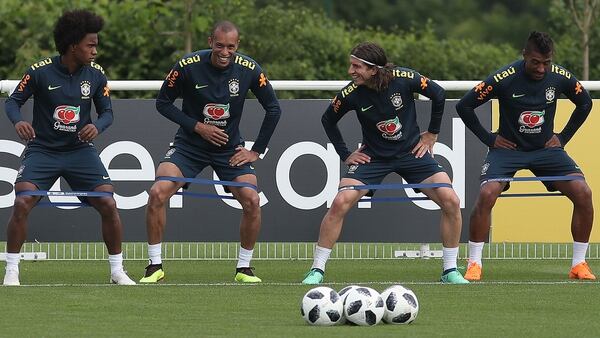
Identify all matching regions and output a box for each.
[469,182,505,242]
[146,163,185,245]
[420,173,461,247]
[230,174,262,282]
[464,181,505,280]
[3,182,39,286]
[317,178,367,249]
[554,175,595,280]
[303,178,367,284]
[141,162,185,283]
[420,172,468,284]
[89,184,135,285]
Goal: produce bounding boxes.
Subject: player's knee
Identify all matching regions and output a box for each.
[571,183,593,206]
[330,194,354,215]
[148,185,170,206]
[439,192,460,212]
[239,193,260,212]
[477,187,500,208]
[12,197,34,217]
[94,196,118,212]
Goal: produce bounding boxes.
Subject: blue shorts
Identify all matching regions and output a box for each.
[343,153,446,196]
[16,144,111,191]
[160,143,255,188]
[480,147,583,191]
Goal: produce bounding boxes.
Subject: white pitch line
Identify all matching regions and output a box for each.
[4,280,598,287]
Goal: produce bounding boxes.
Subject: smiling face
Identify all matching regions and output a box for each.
[72,33,98,66]
[208,28,239,69]
[523,49,552,81]
[348,56,377,86]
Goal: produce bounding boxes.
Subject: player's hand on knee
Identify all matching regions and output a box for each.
[195,122,228,146]
[345,145,370,165]
[493,135,517,150]
[15,121,35,142]
[78,124,99,142]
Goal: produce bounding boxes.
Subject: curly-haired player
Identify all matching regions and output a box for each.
[3,10,135,285]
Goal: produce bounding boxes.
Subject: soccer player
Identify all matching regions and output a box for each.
[141,21,281,283]
[457,31,594,280]
[302,42,469,285]
[3,10,135,285]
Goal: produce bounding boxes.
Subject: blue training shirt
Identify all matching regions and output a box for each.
[456,59,592,150]
[322,67,445,161]
[155,50,281,154]
[5,55,113,151]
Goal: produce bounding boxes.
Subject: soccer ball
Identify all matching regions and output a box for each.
[337,285,361,324]
[343,286,384,326]
[300,287,344,326]
[338,284,361,302]
[380,285,419,324]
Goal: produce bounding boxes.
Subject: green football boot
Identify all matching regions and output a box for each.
[441,269,470,284]
[301,268,324,285]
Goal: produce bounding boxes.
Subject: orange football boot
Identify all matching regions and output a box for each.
[464,261,482,281]
[569,262,596,280]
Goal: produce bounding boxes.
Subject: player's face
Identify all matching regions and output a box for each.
[348,57,377,86]
[208,29,239,69]
[523,49,552,81]
[73,33,98,66]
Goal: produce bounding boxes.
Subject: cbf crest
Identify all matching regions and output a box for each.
[229,79,240,96]
[545,87,555,102]
[80,80,91,98]
[390,93,403,110]
[481,162,490,175]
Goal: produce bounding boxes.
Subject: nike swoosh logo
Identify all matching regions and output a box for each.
[512,93,525,98]
[102,176,110,179]
[361,105,373,112]
[48,85,61,90]
[195,84,208,89]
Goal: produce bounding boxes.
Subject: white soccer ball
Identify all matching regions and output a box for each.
[343,286,385,326]
[300,286,344,326]
[338,284,361,302]
[337,285,361,324]
[380,285,419,324]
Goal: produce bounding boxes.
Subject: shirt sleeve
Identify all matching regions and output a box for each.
[92,73,113,134]
[321,93,353,161]
[409,72,445,134]
[557,76,593,145]
[5,70,36,125]
[155,63,198,134]
[249,66,281,154]
[455,77,498,147]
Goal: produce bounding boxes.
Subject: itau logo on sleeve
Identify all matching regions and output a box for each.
[53,105,80,132]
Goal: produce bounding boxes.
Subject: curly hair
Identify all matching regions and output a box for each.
[350,42,395,92]
[524,31,554,55]
[53,10,104,55]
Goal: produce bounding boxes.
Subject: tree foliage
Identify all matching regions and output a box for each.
[0,0,595,99]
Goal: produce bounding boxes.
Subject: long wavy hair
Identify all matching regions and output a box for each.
[350,42,395,92]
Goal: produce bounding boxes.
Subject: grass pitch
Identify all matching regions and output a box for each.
[1,259,599,337]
